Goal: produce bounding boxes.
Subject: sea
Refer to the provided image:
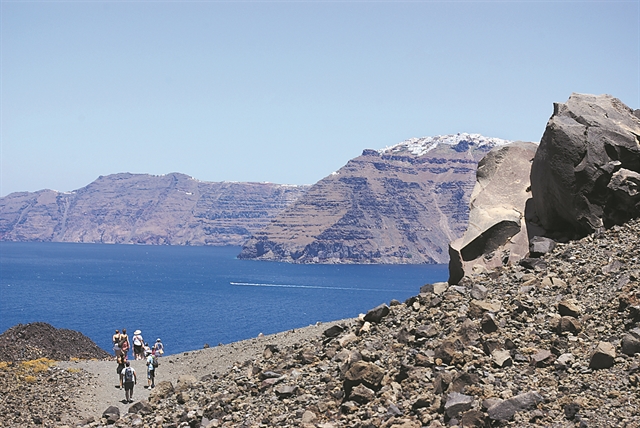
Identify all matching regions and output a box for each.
[0,242,448,355]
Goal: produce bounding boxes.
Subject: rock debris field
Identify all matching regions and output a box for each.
[1,218,640,427]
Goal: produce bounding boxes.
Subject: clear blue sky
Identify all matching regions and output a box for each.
[2,1,639,196]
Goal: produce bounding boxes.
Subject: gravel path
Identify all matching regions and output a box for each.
[58,319,352,421]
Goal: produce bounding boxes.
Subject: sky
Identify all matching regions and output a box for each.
[1,1,639,197]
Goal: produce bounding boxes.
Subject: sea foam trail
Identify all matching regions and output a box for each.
[230,282,407,293]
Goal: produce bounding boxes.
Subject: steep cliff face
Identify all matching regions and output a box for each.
[239,134,510,264]
[0,173,308,246]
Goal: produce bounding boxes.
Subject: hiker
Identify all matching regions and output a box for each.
[116,353,125,388]
[153,338,164,356]
[145,349,156,388]
[132,330,144,360]
[112,329,121,358]
[122,361,136,403]
[120,329,130,360]
[143,342,151,356]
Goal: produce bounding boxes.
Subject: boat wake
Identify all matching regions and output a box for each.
[230,282,405,292]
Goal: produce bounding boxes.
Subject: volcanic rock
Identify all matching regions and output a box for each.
[448,141,538,283]
[589,341,616,369]
[363,303,390,323]
[0,322,110,362]
[530,93,640,238]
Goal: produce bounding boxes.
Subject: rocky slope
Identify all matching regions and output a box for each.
[0,323,110,363]
[1,219,639,427]
[240,134,512,264]
[0,173,308,246]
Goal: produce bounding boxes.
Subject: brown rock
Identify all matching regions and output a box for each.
[589,341,616,369]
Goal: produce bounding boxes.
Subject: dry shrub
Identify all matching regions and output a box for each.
[20,357,56,373]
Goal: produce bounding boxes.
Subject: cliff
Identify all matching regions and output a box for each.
[0,173,308,246]
[239,134,511,264]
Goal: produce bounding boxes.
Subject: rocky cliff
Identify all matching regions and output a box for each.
[0,173,308,246]
[239,134,511,264]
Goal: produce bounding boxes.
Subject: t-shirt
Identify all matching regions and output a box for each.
[146,355,154,370]
[133,335,143,346]
[123,366,135,382]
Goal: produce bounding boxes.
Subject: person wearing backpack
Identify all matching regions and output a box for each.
[122,361,136,403]
[145,349,156,388]
[153,338,164,356]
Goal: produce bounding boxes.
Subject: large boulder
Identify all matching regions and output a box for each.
[530,93,640,237]
[449,141,539,284]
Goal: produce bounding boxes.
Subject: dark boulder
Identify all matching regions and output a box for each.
[530,93,640,238]
[102,406,120,424]
[363,304,390,323]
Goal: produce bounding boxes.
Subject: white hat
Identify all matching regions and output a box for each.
[134,330,141,335]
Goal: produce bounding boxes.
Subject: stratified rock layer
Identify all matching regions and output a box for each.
[240,134,511,264]
[530,93,640,238]
[0,173,308,246]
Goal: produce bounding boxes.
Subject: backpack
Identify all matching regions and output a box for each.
[152,355,159,368]
[123,367,134,382]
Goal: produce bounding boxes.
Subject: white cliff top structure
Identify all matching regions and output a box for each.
[379,133,512,157]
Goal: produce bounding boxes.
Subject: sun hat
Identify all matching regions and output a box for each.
[156,338,161,342]
[134,330,141,335]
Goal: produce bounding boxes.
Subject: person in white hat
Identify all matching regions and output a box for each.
[132,330,144,360]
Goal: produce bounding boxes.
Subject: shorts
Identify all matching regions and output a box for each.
[124,381,134,392]
[116,364,124,375]
[134,344,142,354]
[147,367,155,379]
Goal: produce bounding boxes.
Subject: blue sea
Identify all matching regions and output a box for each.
[0,242,448,355]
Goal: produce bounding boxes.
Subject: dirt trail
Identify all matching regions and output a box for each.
[58,320,350,420]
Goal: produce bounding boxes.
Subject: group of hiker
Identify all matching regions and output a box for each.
[112,328,164,403]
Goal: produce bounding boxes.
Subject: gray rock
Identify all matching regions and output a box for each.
[487,391,543,421]
[363,304,390,323]
[481,313,499,333]
[274,385,298,398]
[414,324,439,339]
[420,283,435,294]
[530,93,640,237]
[529,236,556,257]
[492,349,512,367]
[102,406,120,424]
[558,300,582,318]
[323,325,344,338]
[349,384,375,404]
[622,329,640,355]
[471,283,488,300]
[128,400,153,415]
[444,392,474,418]
[449,141,538,284]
